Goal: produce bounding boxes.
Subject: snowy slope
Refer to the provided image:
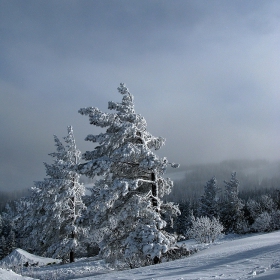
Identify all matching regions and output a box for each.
[0,268,35,280]
[75,231,280,280]
[1,231,280,279]
[0,248,60,268]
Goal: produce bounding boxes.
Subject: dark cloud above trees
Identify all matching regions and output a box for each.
[0,0,280,190]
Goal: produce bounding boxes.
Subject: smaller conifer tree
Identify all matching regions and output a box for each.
[198,177,220,219]
[220,172,245,233]
[0,236,7,260]
[18,126,85,262]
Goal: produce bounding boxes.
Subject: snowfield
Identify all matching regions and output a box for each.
[0,268,35,280]
[0,248,60,267]
[1,231,280,280]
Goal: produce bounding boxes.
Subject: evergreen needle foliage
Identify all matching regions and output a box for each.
[78,83,179,266]
[14,126,85,262]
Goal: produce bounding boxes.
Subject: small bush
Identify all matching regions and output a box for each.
[252,212,271,232]
[187,215,223,243]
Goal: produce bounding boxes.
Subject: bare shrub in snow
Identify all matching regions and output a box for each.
[252,211,272,232]
[187,215,223,244]
[271,210,280,230]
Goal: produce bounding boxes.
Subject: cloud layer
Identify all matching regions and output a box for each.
[1,0,280,190]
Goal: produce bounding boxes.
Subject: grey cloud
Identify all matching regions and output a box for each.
[0,0,280,191]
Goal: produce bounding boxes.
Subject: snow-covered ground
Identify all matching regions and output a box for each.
[1,231,280,280]
[0,268,35,280]
[0,248,60,267]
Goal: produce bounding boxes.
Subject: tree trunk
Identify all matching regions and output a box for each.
[70,230,75,263]
[151,172,160,264]
[70,185,76,263]
[153,256,160,264]
[70,250,74,263]
[151,172,158,210]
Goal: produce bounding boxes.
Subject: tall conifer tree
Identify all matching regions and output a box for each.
[79,83,179,266]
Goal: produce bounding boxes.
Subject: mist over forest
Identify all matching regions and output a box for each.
[166,159,280,203]
[1,158,279,213]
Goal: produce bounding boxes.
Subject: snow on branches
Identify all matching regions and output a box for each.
[79,83,179,266]
[18,126,85,262]
[187,214,223,244]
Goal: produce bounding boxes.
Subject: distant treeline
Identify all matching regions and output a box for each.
[0,189,29,212]
[166,159,280,203]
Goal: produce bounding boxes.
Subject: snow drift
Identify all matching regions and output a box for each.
[0,268,35,280]
[0,248,60,268]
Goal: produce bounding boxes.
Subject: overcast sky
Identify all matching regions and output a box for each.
[1,0,280,191]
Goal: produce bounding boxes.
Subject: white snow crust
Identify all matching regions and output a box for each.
[0,268,35,280]
[76,231,280,280]
[1,231,280,279]
[0,248,60,267]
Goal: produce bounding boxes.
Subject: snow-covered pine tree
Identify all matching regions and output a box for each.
[0,207,18,257]
[259,194,276,214]
[198,177,220,219]
[0,213,2,236]
[78,83,179,266]
[6,228,16,254]
[0,215,4,260]
[246,195,277,233]
[12,197,31,251]
[251,211,272,232]
[220,172,245,233]
[19,126,85,262]
[246,198,261,226]
[1,203,15,237]
[0,236,6,260]
[174,201,192,237]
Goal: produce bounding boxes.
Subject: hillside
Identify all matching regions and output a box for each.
[1,230,280,279]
